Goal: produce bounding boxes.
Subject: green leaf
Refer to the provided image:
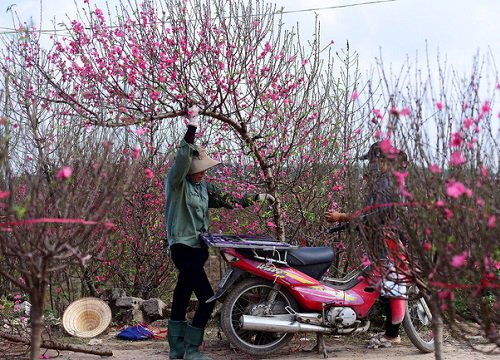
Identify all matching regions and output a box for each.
[13,205,26,220]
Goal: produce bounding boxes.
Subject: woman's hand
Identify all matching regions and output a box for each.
[325,210,350,223]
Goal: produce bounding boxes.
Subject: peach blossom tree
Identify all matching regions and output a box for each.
[20,0,364,240]
[338,53,500,357]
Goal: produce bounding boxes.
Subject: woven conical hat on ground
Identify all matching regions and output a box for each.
[62,297,112,338]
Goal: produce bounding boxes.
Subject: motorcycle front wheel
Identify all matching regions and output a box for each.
[220,277,299,356]
[402,286,434,353]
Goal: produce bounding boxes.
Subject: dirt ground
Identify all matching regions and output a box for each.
[41,325,496,360]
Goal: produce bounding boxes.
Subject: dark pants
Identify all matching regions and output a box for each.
[170,244,215,329]
[381,296,401,338]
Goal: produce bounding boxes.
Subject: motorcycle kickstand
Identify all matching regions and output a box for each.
[302,333,329,358]
[317,333,328,359]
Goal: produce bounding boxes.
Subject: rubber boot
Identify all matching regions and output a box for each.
[167,320,187,360]
[183,324,212,360]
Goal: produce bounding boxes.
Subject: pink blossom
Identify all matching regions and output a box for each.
[436,102,443,110]
[144,168,154,179]
[149,90,160,101]
[372,108,383,120]
[393,171,412,198]
[487,215,496,229]
[449,151,465,166]
[393,171,408,187]
[446,180,471,198]
[443,208,453,219]
[55,287,62,294]
[399,107,411,116]
[336,241,346,251]
[390,106,399,116]
[464,117,474,129]
[136,128,146,135]
[361,255,371,267]
[480,165,489,178]
[450,132,463,147]
[435,199,446,208]
[466,138,477,149]
[266,221,276,228]
[132,147,140,160]
[56,166,73,180]
[351,90,359,101]
[481,101,491,114]
[451,251,468,268]
[425,228,431,236]
[379,138,395,156]
[429,164,442,174]
[423,242,432,252]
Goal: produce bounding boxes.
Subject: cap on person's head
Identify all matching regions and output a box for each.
[188,146,221,175]
[359,142,384,161]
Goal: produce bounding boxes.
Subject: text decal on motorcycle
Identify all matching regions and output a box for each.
[256,263,314,284]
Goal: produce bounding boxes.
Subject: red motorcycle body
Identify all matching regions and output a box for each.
[222,247,378,317]
[201,234,434,356]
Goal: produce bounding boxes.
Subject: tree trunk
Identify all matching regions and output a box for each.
[429,293,444,360]
[29,289,45,360]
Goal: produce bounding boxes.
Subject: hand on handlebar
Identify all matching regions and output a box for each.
[325,210,350,223]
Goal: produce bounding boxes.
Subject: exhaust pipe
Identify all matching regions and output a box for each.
[240,315,333,334]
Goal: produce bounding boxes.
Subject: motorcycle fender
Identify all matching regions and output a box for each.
[205,267,244,303]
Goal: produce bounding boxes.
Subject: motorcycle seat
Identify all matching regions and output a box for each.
[240,246,335,266]
[287,247,335,266]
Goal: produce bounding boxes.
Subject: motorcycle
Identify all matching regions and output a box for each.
[201,228,434,357]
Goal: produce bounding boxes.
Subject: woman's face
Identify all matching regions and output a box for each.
[190,170,207,184]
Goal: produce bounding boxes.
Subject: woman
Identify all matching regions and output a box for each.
[165,107,274,360]
[325,142,409,349]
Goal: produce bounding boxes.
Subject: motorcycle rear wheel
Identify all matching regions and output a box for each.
[220,277,299,356]
[402,286,434,353]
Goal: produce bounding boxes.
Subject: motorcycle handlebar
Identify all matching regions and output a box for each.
[326,223,349,233]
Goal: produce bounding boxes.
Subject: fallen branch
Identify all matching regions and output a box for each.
[0,331,113,356]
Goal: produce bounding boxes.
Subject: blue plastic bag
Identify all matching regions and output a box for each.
[116,324,154,340]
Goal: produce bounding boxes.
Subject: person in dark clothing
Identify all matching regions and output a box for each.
[165,106,274,360]
[325,141,409,348]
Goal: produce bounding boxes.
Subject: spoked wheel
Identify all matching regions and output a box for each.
[402,286,434,353]
[220,277,299,356]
